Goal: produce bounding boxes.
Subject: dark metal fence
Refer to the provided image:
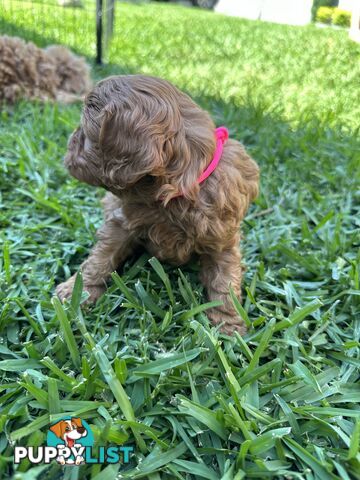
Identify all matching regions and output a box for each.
[0,0,115,63]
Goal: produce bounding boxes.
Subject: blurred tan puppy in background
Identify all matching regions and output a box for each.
[0,35,91,104]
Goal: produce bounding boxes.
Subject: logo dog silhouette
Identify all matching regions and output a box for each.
[49,417,87,465]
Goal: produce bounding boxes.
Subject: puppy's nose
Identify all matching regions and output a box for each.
[77,426,86,434]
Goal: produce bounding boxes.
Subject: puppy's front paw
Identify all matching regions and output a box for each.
[207,310,247,336]
[56,275,77,301]
[56,275,106,304]
[82,284,106,304]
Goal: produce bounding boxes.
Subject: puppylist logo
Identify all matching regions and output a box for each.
[14,417,133,466]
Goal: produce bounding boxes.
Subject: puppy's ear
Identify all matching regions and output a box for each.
[71,417,82,428]
[98,100,166,187]
[157,125,216,205]
[50,421,65,439]
[156,131,197,204]
[98,101,121,154]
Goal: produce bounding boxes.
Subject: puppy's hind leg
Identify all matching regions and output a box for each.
[56,217,136,303]
[199,237,247,336]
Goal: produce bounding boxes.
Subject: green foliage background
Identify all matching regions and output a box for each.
[312,0,339,20]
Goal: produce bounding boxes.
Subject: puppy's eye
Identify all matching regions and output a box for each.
[65,426,70,431]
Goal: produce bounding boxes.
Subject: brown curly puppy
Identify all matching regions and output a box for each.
[56,75,259,335]
[0,36,91,104]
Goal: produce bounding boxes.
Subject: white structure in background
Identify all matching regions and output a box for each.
[338,0,355,9]
[350,2,360,42]
[339,0,360,42]
[215,0,360,42]
[215,0,313,26]
[215,0,262,20]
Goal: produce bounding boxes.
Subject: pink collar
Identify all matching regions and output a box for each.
[171,126,229,200]
[197,126,229,184]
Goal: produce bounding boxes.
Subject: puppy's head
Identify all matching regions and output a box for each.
[64,75,216,203]
[46,45,92,95]
[49,418,87,443]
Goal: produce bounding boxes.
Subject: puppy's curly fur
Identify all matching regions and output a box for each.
[0,36,91,104]
[56,75,260,334]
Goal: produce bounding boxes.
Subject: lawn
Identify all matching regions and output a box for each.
[0,2,360,479]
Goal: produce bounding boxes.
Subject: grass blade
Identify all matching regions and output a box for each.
[52,296,80,368]
[149,257,175,305]
[132,347,206,376]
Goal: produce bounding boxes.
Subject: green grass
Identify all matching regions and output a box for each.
[1,2,360,479]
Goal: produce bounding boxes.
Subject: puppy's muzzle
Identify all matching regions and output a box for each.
[64,127,103,186]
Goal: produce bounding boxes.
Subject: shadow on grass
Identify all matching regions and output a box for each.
[0,16,145,79]
[0,16,93,53]
[0,16,145,89]
[0,16,358,289]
